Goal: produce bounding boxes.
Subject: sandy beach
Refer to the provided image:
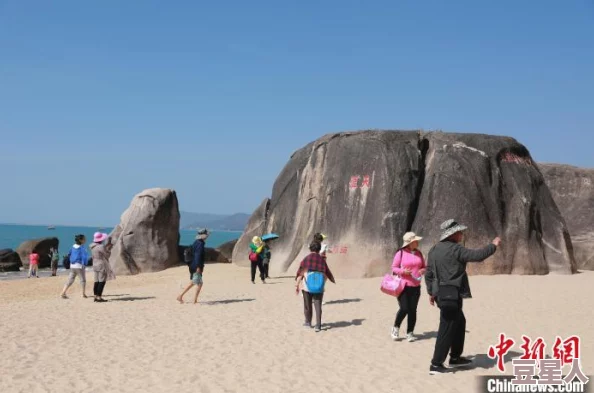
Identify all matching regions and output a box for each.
[1,264,592,393]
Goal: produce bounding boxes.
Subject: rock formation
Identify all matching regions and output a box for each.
[233,131,576,277]
[540,163,594,270]
[109,188,181,275]
[16,238,59,269]
[177,241,237,265]
[216,239,238,262]
[0,249,22,272]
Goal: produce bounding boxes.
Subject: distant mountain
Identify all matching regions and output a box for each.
[180,211,249,231]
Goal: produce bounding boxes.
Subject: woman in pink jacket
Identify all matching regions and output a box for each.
[391,232,426,342]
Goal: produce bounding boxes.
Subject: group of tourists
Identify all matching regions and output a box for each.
[59,232,116,302]
[384,219,501,375]
[260,219,500,375]
[27,246,60,278]
[248,236,272,283]
[48,216,500,376]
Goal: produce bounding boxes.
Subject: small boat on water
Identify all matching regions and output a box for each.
[47,226,56,230]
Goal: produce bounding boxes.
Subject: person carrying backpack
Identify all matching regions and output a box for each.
[295,242,336,332]
[177,229,209,304]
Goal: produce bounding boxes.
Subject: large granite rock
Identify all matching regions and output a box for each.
[540,163,594,270]
[109,188,181,275]
[0,249,22,272]
[16,238,59,269]
[232,198,270,267]
[233,131,576,277]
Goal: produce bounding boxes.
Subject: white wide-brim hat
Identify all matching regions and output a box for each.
[402,232,423,248]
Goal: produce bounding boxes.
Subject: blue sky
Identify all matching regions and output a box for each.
[0,0,593,226]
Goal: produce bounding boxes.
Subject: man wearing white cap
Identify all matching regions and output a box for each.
[426,219,501,375]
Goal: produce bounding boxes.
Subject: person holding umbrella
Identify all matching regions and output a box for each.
[261,233,279,279]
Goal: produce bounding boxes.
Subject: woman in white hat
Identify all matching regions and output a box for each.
[390,232,426,342]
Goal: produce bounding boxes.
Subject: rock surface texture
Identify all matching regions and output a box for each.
[540,163,594,270]
[109,188,181,275]
[0,249,22,272]
[233,131,576,277]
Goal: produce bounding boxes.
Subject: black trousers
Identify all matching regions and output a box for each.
[93,281,106,297]
[303,290,324,328]
[394,286,421,333]
[262,259,270,278]
[431,299,466,365]
[251,260,265,282]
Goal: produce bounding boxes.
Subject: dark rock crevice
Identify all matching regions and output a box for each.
[406,135,429,232]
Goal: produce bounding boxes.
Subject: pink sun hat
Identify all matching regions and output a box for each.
[93,232,109,243]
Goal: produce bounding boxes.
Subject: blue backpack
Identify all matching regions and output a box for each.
[306,271,326,294]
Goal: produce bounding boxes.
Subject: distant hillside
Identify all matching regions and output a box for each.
[180,211,249,231]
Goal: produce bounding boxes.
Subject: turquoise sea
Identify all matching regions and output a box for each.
[0,224,240,280]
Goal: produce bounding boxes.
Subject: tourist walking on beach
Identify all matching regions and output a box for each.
[90,233,115,303]
[61,234,90,299]
[391,232,426,342]
[262,239,272,279]
[28,251,40,278]
[50,247,59,276]
[425,219,500,375]
[249,236,266,284]
[177,229,209,304]
[295,242,336,332]
[311,233,331,304]
[312,233,329,259]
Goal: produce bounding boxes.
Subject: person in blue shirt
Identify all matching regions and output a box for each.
[177,229,209,304]
[61,234,90,299]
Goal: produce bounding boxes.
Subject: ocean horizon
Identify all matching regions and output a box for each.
[0,224,241,281]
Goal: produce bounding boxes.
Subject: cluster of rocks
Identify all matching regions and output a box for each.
[7,132,590,278]
[232,131,593,277]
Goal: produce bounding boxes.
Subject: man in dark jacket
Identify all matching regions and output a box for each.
[425,219,501,375]
[177,229,209,304]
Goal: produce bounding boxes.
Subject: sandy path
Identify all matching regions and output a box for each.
[1,265,592,393]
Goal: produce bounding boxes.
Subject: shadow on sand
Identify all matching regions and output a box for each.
[324,298,362,305]
[451,351,524,373]
[204,298,256,305]
[108,296,156,302]
[323,319,366,330]
[413,331,438,341]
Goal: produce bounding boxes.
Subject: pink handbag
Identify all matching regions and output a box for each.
[380,273,405,297]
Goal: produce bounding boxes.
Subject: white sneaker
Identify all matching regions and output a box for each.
[391,327,399,341]
[407,333,415,342]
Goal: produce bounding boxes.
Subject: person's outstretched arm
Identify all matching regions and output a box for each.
[455,237,501,263]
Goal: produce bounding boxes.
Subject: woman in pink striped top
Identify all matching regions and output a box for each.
[391,232,426,342]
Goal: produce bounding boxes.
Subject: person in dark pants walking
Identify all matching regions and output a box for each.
[295,242,336,332]
[261,239,272,279]
[391,232,426,342]
[249,236,266,284]
[425,219,501,375]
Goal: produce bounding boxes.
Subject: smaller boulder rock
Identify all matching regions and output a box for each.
[216,239,238,262]
[16,238,59,269]
[0,249,22,272]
